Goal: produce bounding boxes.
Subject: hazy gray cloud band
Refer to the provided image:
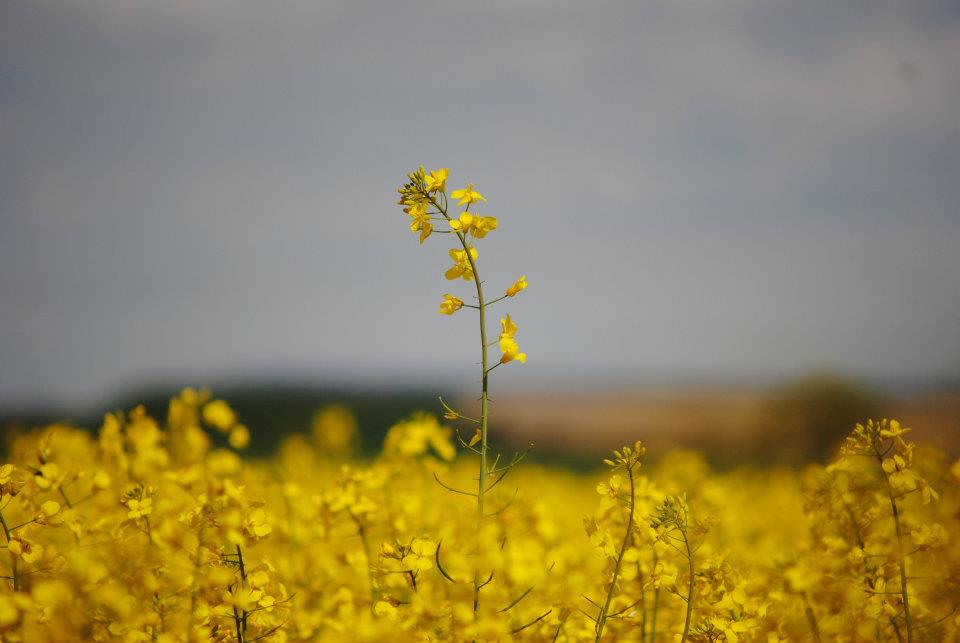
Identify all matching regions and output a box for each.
[1,0,959,407]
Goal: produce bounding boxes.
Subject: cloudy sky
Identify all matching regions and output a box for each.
[2,1,959,408]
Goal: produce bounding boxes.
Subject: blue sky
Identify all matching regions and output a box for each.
[2,1,959,408]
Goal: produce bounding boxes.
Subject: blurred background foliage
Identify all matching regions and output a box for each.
[3,373,956,468]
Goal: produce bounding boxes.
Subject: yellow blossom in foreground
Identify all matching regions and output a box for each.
[438,294,464,315]
[0,400,958,642]
[506,275,527,297]
[445,246,478,281]
[450,183,487,206]
[498,314,527,364]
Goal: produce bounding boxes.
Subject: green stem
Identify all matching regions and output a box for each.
[595,467,636,642]
[886,482,912,642]
[803,594,822,642]
[638,563,647,643]
[680,526,694,643]
[464,234,489,614]
[0,510,19,591]
[188,525,204,641]
[236,545,249,633]
[430,192,490,615]
[232,605,245,643]
[649,548,659,643]
[873,441,912,643]
[231,543,249,643]
[350,512,377,615]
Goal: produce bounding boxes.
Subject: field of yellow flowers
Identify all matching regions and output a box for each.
[1,167,956,642]
[0,397,958,642]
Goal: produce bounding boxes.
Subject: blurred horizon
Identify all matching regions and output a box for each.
[3,1,959,415]
[3,372,959,466]
[2,368,958,417]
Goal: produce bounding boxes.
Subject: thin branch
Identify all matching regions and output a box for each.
[486,489,518,516]
[581,594,602,609]
[608,598,643,619]
[433,472,477,497]
[434,540,458,583]
[511,609,553,634]
[499,585,535,613]
[577,606,599,624]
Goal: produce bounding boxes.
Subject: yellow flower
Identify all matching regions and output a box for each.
[424,167,449,193]
[950,457,960,483]
[311,405,358,455]
[383,412,456,461]
[498,314,527,364]
[203,400,236,432]
[374,600,399,619]
[34,462,61,491]
[449,212,498,238]
[505,276,527,297]
[8,532,43,564]
[125,497,153,520]
[41,500,61,518]
[470,215,498,238]
[445,246,478,281]
[438,294,464,315]
[448,212,472,233]
[910,523,945,550]
[0,595,19,630]
[246,508,273,539]
[400,537,435,572]
[450,183,487,206]
[223,587,265,612]
[0,464,21,497]
[228,425,250,449]
[250,570,271,588]
[405,199,433,244]
[92,469,111,490]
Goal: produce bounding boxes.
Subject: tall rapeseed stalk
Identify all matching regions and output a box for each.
[396,167,528,615]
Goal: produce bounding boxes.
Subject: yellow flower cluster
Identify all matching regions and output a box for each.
[397,166,527,366]
[498,314,527,365]
[0,399,957,642]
